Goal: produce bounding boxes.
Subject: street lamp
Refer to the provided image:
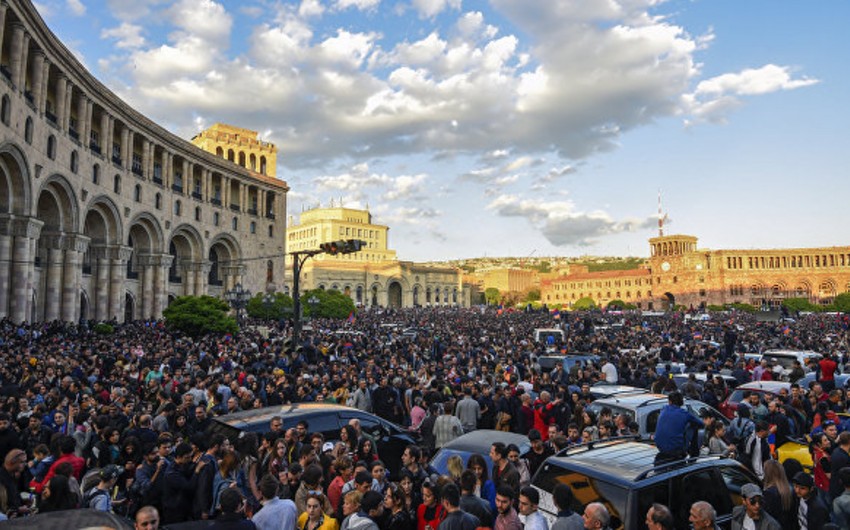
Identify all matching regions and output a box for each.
[224,282,252,326]
[290,239,366,346]
[262,292,275,319]
[308,295,320,318]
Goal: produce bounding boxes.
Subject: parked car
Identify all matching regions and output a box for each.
[588,383,648,400]
[671,373,740,392]
[209,403,418,478]
[531,439,759,529]
[798,371,850,390]
[718,381,791,419]
[586,393,727,440]
[760,349,822,381]
[430,430,530,476]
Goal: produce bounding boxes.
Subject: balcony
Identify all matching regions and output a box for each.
[168,274,182,284]
[132,166,143,177]
[230,204,240,212]
[69,128,79,141]
[209,278,223,287]
[90,142,101,155]
[0,65,10,80]
[266,212,276,220]
[24,91,33,104]
[45,110,56,124]
[172,184,183,193]
[192,191,202,200]
[153,176,163,185]
[112,155,122,166]
[247,208,258,216]
[82,264,92,275]
[211,197,222,206]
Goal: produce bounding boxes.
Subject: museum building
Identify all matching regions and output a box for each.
[0,0,289,323]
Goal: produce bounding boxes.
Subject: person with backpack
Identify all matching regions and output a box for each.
[85,465,121,512]
[727,406,755,458]
[740,422,772,480]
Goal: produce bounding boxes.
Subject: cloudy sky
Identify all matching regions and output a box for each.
[36,0,847,261]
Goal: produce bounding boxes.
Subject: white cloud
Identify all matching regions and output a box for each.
[67,0,86,16]
[333,0,380,11]
[299,0,325,17]
[685,64,818,123]
[101,23,146,49]
[411,0,461,19]
[487,194,654,247]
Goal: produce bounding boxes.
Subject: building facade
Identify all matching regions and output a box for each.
[285,205,467,307]
[0,0,288,323]
[542,233,850,310]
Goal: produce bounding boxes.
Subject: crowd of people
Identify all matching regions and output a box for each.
[0,306,849,529]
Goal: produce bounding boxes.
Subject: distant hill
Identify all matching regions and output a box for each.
[423,256,645,273]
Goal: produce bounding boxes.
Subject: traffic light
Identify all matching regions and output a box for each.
[320,239,366,255]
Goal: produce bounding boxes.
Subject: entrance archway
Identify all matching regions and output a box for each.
[124,293,135,322]
[663,292,675,311]
[388,282,402,308]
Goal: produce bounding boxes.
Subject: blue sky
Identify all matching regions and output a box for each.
[34,0,847,261]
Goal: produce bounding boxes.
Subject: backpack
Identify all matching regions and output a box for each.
[728,417,754,455]
[84,487,109,509]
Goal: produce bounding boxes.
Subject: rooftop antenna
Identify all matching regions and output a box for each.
[657,190,668,237]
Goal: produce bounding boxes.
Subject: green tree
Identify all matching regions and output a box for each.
[163,295,237,337]
[485,288,500,305]
[302,289,356,319]
[727,302,757,313]
[782,297,817,314]
[573,297,596,311]
[532,261,551,273]
[706,304,726,312]
[524,288,541,302]
[832,293,850,313]
[246,292,294,320]
[607,299,626,310]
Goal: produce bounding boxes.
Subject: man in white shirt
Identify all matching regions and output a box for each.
[519,486,548,530]
[601,360,618,384]
[253,475,297,530]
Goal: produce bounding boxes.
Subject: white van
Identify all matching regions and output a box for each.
[534,328,564,352]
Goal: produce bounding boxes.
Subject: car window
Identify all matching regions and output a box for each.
[587,403,634,424]
[670,469,730,525]
[636,482,670,530]
[718,465,752,512]
[688,403,727,425]
[532,463,626,529]
[646,409,660,434]
[285,413,340,436]
[727,390,745,403]
[342,412,385,437]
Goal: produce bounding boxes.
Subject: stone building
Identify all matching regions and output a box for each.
[285,205,468,307]
[542,233,850,310]
[191,123,278,179]
[0,0,288,323]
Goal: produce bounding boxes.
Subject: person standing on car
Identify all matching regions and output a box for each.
[654,392,703,465]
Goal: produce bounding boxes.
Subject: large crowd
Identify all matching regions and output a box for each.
[0,307,849,530]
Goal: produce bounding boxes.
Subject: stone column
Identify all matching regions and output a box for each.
[109,246,132,321]
[99,112,109,154]
[0,5,8,59]
[76,93,87,139]
[121,128,131,168]
[20,33,30,94]
[84,98,93,147]
[138,255,153,319]
[63,82,73,132]
[39,60,50,114]
[164,152,172,188]
[9,217,43,323]
[181,160,189,192]
[56,75,68,129]
[153,255,173,318]
[182,261,195,296]
[94,248,110,321]
[141,139,151,179]
[196,261,211,296]
[9,23,24,89]
[0,225,11,318]
[30,52,44,111]
[61,235,88,322]
[223,177,230,208]
[42,235,65,322]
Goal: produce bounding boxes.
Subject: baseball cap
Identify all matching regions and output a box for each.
[100,464,121,481]
[741,483,762,499]
[793,471,814,488]
[322,441,335,452]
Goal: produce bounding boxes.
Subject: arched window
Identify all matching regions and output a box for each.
[238,151,246,167]
[174,200,182,216]
[70,150,79,173]
[134,184,141,202]
[24,117,33,144]
[268,225,274,238]
[47,135,56,159]
[92,164,100,184]
[260,156,267,175]
[155,193,162,209]
[249,221,256,234]
[213,212,220,226]
[266,260,274,283]
[250,153,257,171]
[195,207,201,221]
[227,149,235,162]
[0,95,10,125]
[113,174,121,194]
[232,217,238,230]
[216,147,223,157]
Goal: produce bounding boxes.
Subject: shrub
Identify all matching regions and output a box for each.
[163,295,238,337]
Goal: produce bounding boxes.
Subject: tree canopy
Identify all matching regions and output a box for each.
[302,289,356,319]
[163,295,238,337]
[573,297,596,311]
[246,292,294,320]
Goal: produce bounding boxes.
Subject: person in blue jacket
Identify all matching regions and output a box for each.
[654,391,704,465]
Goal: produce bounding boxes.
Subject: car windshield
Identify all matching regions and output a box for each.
[533,463,627,529]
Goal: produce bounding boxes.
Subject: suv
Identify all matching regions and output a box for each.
[760,349,822,380]
[209,403,418,478]
[718,381,791,419]
[586,393,727,440]
[532,440,758,529]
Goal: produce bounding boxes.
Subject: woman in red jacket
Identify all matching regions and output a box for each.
[416,480,445,530]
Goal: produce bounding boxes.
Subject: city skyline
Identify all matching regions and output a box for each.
[35,0,848,261]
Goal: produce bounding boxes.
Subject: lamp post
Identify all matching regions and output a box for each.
[224,282,252,327]
[290,239,366,346]
[308,295,320,319]
[262,292,275,319]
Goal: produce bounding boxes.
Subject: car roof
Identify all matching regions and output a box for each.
[548,440,737,484]
[213,403,353,428]
[736,381,791,392]
[440,430,529,452]
[591,393,669,408]
[762,349,821,357]
[589,384,649,397]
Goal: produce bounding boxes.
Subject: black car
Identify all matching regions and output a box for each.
[209,403,419,478]
[531,439,758,530]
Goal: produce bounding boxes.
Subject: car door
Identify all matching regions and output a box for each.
[339,410,412,478]
[669,467,734,529]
